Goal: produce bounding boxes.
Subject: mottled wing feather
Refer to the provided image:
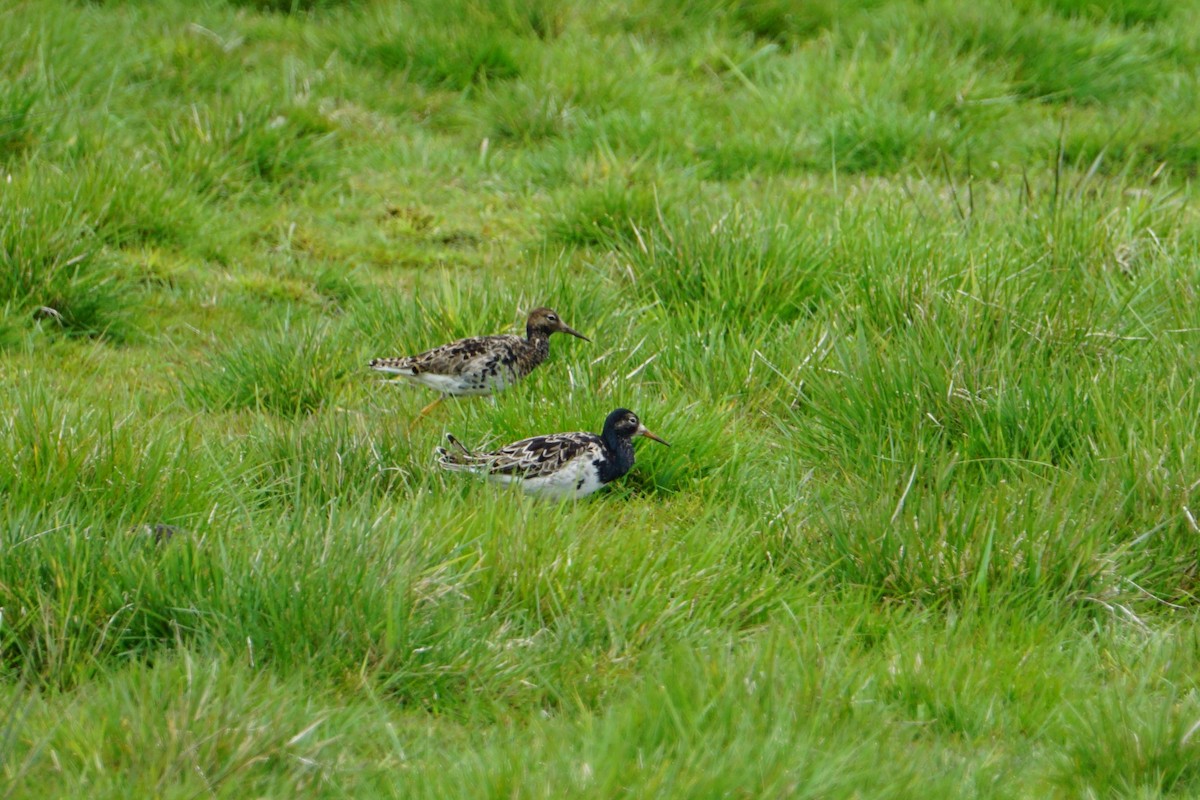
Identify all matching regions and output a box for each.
[439,432,603,479]
[486,433,603,478]
[385,334,522,376]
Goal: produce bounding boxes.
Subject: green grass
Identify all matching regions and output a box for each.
[3,0,1200,796]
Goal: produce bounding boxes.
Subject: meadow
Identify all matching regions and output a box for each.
[2,0,1200,796]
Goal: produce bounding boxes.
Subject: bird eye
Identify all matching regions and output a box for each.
[547,314,557,321]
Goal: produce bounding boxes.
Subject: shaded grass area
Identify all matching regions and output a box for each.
[3,0,1200,796]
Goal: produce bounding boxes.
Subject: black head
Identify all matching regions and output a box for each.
[602,408,670,446]
[526,307,590,341]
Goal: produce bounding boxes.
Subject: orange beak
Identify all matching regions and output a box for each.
[637,424,670,447]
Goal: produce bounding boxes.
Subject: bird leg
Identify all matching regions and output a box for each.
[407,396,446,431]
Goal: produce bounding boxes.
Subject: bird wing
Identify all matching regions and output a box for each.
[374,334,521,376]
[439,432,603,479]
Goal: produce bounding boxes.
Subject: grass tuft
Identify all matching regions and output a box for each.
[1051,686,1200,796]
[240,412,416,507]
[548,179,671,247]
[728,0,880,43]
[362,32,522,90]
[0,385,220,524]
[182,318,350,416]
[224,0,365,11]
[0,77,41,161]
[1029,0,1175,27]
[943,7,1164,104]
[0,169,137,339]
[611,206,831,325]
[160,101,340,197]
[481,81,577,143]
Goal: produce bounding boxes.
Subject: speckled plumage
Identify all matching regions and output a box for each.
[436,408,669,499]
[369,307,588,397]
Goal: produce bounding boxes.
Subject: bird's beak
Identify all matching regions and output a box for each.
[559,321,590,342]
[637,424,670,447]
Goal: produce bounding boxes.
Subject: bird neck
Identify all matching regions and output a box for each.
[524,328,551,361]
[598,432,636,483]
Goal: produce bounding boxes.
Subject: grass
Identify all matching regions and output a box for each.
[2,0,1200,796]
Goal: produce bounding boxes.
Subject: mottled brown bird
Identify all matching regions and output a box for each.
[369,307,589,418]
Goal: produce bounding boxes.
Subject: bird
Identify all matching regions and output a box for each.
[128,523,186,545]
[369,307,589,420]
[436,408,669,499]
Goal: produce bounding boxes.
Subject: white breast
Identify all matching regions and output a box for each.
[408,372,486,395]
[407,364,518,396]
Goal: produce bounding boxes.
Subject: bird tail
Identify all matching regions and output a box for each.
[369,357,417,376]
[436,433,483,472]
